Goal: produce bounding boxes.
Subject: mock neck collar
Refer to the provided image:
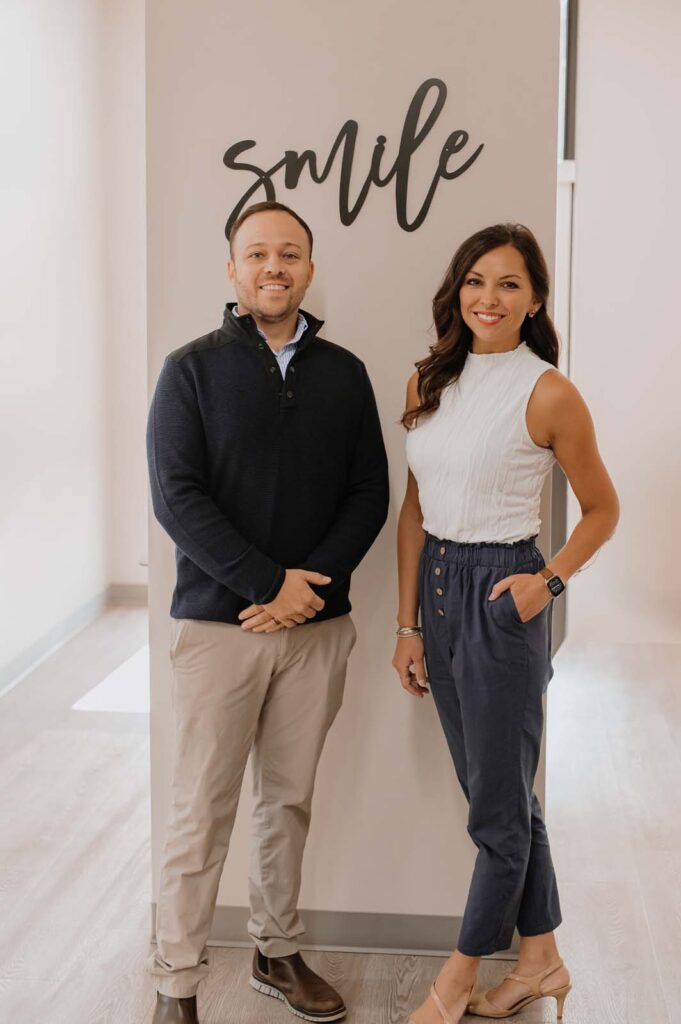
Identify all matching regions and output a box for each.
[220,302,323,352]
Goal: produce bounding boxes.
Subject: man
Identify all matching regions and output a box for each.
[146,201,389,1024]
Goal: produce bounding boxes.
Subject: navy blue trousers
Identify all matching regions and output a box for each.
[420,534,562,957]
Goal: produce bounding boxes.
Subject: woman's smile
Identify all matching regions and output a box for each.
[473,311,506,325]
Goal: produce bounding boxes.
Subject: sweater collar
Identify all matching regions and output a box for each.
[220,302,324,352]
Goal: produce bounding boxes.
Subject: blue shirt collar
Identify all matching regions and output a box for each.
[232,306,308,349]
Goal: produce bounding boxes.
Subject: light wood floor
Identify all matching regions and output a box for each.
[1,606,679,1023]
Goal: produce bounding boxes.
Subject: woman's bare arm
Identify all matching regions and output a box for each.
[528,369,620,580]
[393,372,429,697]
[491,369,620,620]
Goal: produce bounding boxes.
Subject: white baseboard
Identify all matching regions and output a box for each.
[0,590,108,698]
[0,582,148,698]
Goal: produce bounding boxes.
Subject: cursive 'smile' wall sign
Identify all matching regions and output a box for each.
[223,79,484,237]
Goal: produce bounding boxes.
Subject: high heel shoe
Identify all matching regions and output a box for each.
[467,958,571,1019]
[408,980,474,1024]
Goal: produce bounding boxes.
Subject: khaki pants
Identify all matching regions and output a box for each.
[147,614,356,998]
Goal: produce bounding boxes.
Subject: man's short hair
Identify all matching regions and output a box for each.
[228,201,314,257]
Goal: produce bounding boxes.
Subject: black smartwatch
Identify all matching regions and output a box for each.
[539,566,565,598]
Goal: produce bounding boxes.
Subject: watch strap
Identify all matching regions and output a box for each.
[538,565,565,597]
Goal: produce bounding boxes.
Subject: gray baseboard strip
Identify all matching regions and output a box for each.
[0,589,109,698]
[151,904,518,958]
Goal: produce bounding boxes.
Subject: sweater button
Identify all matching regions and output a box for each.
[434,567,441,576]
[290,366,296,373]
[439,545,446,555]
[269,366,276,373]
[286,390,294,398]
[258,342,265,349]
[437,609,445,617]
[436,587,444,596]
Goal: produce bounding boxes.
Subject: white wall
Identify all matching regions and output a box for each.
[0,0,147,684]
[0,1,109,674]
[100,0,148,587]
[568,0,681,642]
[147,0,560,931]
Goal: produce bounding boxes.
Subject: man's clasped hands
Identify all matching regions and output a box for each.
[238,569,331,633]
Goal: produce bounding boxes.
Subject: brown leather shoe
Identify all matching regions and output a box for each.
[250,949,347,1022]
[152,993,199,1024]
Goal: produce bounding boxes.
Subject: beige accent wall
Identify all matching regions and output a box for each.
[147,0,560,926]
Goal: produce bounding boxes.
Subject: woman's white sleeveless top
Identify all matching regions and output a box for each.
[406,343,556,543]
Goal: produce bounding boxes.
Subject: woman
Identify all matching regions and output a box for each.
[393,224,619,1024]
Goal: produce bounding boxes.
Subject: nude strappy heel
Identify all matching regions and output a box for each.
[408,979,474,1024]
[467,958,571,1019]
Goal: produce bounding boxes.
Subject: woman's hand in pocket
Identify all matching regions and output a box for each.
[392,635,429,698]
[488,573,551,623]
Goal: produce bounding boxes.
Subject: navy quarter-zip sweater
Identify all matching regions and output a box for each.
[147,304,390,624]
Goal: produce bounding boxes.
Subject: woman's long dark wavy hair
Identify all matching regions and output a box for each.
[402,223,560,428]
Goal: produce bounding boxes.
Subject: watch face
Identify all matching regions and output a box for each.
[547,575,565,597]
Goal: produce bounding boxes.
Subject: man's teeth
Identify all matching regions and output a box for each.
[261,284,287,290]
